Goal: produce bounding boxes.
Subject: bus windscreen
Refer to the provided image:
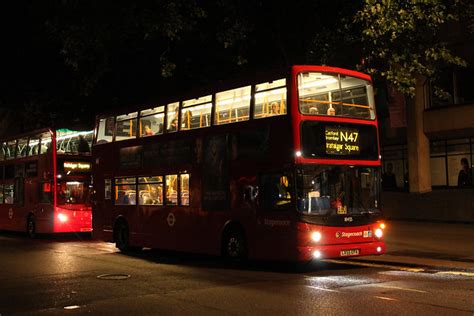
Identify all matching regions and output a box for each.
[296,165,380,216]
[57,181,91,205]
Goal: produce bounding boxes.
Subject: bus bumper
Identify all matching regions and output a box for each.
[296,241,385,262]
[53,210,92,233]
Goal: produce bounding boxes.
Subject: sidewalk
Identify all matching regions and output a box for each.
[353,220,474,272]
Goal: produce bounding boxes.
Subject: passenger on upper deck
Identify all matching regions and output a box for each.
[77,135,91,152]
[327,106,336,116]
[143,124,154,136]
[270,102,280,115]
[309,106,319,115]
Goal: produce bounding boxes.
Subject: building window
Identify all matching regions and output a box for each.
[430,67,474,108]
[381,144,407,190]
[446,139,470,187]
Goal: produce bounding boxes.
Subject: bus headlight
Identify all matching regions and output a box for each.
[57,213,68,223]
[311,231,322,242]
[375,228,383,238]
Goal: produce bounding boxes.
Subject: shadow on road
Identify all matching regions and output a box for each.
[0,230,92,242]
[116,248,362,274]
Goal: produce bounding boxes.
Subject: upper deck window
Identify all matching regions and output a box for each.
[5,140,17,160]
[181,96,212,130]
[254,79,287,119]
[28,134,42,156]
[96,117,114,144]
[140,106,165,137]
[298,72,375,120]
[215,86,251,125]
[0,142,6,160]
[39,132,52,154]
[17,137,29,158]
[116,112,138,142]
[166,102,180,133]
[56,129,93,153]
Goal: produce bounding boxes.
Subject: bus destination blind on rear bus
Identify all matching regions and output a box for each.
[325,126,360,155]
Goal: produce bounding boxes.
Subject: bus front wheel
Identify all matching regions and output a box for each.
[222,228,247,260]
[27,215,36,238]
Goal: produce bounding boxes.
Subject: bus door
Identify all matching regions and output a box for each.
[256,172,294,260]
[100,176,115,233]
[0,181,15,231]
[37,180,54,233]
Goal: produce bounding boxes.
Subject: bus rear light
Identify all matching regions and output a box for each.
[374,228,383,239]
[313,250,322,259]
[311,231,322,242]
[57,213,68,223]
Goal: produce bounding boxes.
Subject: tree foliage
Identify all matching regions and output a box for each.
[355,0,468,96]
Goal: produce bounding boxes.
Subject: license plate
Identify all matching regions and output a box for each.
[340,249,359,256]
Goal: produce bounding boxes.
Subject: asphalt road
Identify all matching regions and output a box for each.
[0,232,473,315]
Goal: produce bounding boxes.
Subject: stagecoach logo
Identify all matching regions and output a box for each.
[336,231,363,238]
[167,213,176,227]
[8,208,13,220]
[263,219,291,227]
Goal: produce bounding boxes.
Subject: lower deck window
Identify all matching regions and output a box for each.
[114,174,190,206]
[115,177,137,205]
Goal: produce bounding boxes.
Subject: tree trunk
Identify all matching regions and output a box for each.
[406,75,432,193]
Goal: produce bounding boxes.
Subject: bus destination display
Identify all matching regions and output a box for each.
[325,126,360,155]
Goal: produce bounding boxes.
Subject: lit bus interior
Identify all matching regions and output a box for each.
[298,72,375,119]
[96,79,287,143]
[296,165,380,216]
[114,174,189,206]
[56,129,93,153]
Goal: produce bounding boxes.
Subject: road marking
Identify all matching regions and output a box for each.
[374,296,398,301]
[322,259,425,273]
[63,305,81,310]
[435,271,474,277]
[306,285,340,293]
[371,284,427,293]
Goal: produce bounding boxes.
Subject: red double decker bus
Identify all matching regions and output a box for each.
[92,65,385,261]
[0,128,93,236]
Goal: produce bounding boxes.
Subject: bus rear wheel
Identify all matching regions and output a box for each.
[27,215,36,238]
[222,229,247,260]
[114,221,130,252]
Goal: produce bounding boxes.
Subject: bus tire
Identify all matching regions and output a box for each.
[27,215,36,238]
[222,227,247,260]
[114,220,130,252]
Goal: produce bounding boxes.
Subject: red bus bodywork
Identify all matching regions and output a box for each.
[0,129,92,235]
[92,65,385,262]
